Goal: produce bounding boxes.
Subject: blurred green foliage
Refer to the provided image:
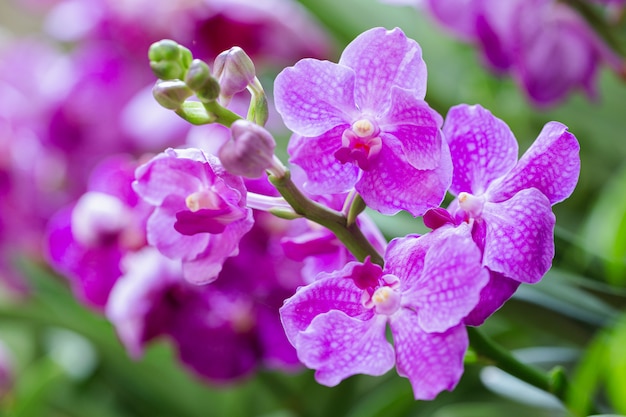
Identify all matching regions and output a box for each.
[1,0,626,416]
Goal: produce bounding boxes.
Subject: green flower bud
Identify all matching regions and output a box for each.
[148,39,193,80]
[152,80,193,110]
[213,47,256,102]
[184,59,220,102]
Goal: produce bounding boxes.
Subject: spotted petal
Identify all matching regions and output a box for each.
[443,104,518,196]
[339,27,428,109]
[381,87,443,170]
[391,310,468,400]
[482,188,555,284]
[280,264,372,345]
[401,227,488,333]
[274,59,356,137]
[295,311,394,386]
[357,138,451,216]
[288,127,359,195]
[488,121,580,204]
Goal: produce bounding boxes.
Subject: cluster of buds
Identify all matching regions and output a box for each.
[149,40,281,179]
[149,39,267,126]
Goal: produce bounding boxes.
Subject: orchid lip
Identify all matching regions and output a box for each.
[334,118,383,170]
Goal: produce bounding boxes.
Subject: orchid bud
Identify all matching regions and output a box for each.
[148,39,193,80]
[219,119,276,178]
[152,80,193,110]
[213,47,256,102]
[184,59,220,102]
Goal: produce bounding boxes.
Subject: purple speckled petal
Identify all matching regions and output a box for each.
[384,234,427,293]
[390,310,467,400]
[339,27,428,109]
[280,265,372,345]
[482,188,555,284]
[146,195,210,260]
[357,138,451,216]
[488,121,580,204]
[274,59,356,137]
[133,148,207,205]
[380,87,443,170]
[464,271,521,326]
[443,104,518,196]
[295,311,394,386]
[402,226,488,333]
[288,127,359,195]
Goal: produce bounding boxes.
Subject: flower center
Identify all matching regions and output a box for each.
[457,192,485,219]
[176,188,246,235]
[334,118,382,170]
[185,189,222,212]
[371,285,401,316]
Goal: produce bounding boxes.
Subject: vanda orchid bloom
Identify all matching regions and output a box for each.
[424,104,580,324]
[274,27,451,216]
[280,225,488,400]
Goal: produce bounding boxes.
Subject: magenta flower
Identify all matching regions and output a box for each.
[46,155,150,309]
[274,27,451,216]
[425,104,580,325]
[417,0,622,105]
[280,225,488,400]
[133,148,253,285]
[107,212,305,382]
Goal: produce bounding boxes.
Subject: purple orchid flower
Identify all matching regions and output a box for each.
[415,0,623,106]
[280,225,488,400]
[107,211,305,382]
[46,155,150,309]
[133,147,254,285]
[424,104,580,325]
[274,27,452,216]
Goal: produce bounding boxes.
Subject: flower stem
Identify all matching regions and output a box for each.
[269,170,384,266]
[202,100,242,127]
[467,326,581,413]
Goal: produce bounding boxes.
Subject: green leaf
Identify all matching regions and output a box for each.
[513,269,619,326]
[581,163,626,286]
[606,314,626,414]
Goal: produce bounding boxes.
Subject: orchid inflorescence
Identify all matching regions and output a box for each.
[48,27,580,400]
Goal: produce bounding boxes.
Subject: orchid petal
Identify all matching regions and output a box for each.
[443,104,518,196]
[340,27,427,108]
[482,188,555,284]
[488,121,580,204]
[296,311,394,386]
[391,310,467,400]
[274,59,356,137]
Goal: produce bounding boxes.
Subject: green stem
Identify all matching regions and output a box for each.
[467,327,586,414]
[202,100,242,127]
[269,171,384,266]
